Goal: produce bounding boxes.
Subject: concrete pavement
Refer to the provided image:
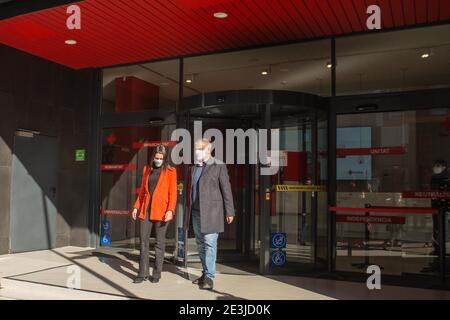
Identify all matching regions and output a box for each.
[0,246,449,300]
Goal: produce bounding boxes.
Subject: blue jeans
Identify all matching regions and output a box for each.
[191,209,219,280]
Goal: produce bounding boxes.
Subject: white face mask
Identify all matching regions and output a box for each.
[194,145,211,163]
[433,166,445,175]
[153,159,163,168]
[195,149,207,162]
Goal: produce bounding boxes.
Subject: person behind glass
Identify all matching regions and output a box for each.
[430,160,449,256]
[131,145,177,284]
[188,138,235,290]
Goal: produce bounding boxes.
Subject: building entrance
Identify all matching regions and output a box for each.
[177,90,328,274]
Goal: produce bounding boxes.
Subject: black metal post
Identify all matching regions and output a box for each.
[259,103,271,275]
[327,37,337,273]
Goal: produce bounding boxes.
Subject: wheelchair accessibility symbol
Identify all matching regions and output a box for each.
[271,232,286,249]
[101,234,111,245]
[271,250,286,266]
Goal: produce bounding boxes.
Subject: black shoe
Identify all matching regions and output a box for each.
[150,277,160,283]
[133,276,148,284]
[199,277,214,290]
[192,274,205,285]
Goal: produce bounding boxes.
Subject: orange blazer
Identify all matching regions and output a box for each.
[133,165,177,221]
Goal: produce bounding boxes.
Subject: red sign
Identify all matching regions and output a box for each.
[132,140,177,149]
[402,191,450,199]
[106,134,117,145]
[101,163,137,171]
[337,146,406,157]
[336,215,406,224]
[101,209,130,216]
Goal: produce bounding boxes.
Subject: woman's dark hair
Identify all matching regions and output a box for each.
[149,144,170,169]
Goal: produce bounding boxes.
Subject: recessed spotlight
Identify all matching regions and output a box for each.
[185,79,192,83]
[214,12,228,19]
[261,66,272,76]
[421,53,430,59]
[65,39,77,45]
[326,62,332,69]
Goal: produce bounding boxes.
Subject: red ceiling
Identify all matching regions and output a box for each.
[0,0,449,69]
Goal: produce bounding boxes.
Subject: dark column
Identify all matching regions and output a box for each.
[259,103,271,274]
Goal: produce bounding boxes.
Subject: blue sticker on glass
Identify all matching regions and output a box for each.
[271,232,287,249]
[101,234,111,245]
[271,250,286,266]
[101,220,110,232]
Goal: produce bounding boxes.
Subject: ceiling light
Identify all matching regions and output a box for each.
[261,65,272,76]
[213,12,228,19]
[421,53,430,59]
[185,74,195,83]
[65,39,77,45]
[326,62,332,69]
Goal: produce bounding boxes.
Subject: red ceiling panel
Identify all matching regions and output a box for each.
[0,0,448,69]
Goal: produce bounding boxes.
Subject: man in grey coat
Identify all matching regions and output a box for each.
[188,138,235,290]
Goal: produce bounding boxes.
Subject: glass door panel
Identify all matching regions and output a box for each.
[99,124,177,254]
[335,108,450,283]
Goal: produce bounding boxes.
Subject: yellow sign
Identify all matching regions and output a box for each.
[275,185,326,192]
[177,183,184,191]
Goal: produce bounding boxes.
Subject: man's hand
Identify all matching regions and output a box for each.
[226,216,234,224]
[132,208,138,220]
[164,210,174,222]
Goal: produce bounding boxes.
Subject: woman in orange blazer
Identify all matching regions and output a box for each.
[131,144,177,284]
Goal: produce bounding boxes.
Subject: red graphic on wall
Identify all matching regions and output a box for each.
[101,209,130,216]
[106,134,117,145]
[132,140,178,149]
[336,146,406,157]
[441,117,450,132]
[101,163,137,171]
[115,76,159,112]
[329,206,437,215]
[283,151,307,181]
[336,215,405,224]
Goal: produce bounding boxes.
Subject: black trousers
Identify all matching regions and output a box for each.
[138,218,169,279]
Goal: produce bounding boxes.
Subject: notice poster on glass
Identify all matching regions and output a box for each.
[337,127,372,180]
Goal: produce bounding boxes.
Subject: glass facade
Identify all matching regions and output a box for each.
[335,109,450,280]
[98,24,450,287]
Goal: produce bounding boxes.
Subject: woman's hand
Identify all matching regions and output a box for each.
[132,208,138,220]
[164,210,174,222]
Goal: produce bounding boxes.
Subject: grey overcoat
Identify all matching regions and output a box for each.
[185,158,235,234]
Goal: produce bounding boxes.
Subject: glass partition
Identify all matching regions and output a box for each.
[335,108,450,282]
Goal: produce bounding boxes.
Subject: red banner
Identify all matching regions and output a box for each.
[337,146,406,157]
[402,191,450,199]
[336,215,406,224]
[132,140,177,149]
[329,206,437,215]
[100,209,130,216]
[101,163,137,171]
